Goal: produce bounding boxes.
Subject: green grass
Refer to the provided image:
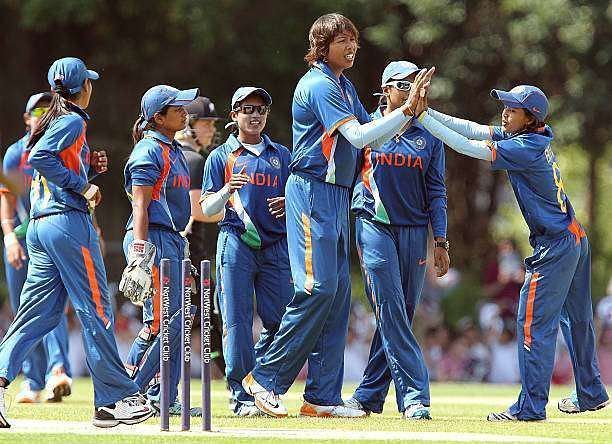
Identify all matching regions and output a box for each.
[1,378,610,443]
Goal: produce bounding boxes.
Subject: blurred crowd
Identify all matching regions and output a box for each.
[338,240,612,386]
[1,239,610,386]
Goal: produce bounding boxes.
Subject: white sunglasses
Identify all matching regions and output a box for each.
[385,80,412,91]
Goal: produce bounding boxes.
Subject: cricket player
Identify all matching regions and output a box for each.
[121,84,202,417]
[1,92,73,404]
[200,87,292,417]
[345,61,449,420]
[0,57,153,428]
[415,83,610,420]
[242,13,433,417]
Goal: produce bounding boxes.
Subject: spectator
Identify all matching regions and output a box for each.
[483,239,524,321]
[487,321,520,383]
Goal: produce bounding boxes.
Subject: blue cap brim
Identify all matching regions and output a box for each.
[86,69,99,81]
[169,88,199,106]
[490,89,522,108]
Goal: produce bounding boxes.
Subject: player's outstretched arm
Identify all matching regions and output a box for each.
[427,108,492,140]
[418,110,492,161]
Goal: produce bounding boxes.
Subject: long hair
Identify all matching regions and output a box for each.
[131,106,169,146]
[304,13,359,66]
[523,110,546,133]
[28,80,81,149]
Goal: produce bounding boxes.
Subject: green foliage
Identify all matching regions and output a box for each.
[0,0,609,296]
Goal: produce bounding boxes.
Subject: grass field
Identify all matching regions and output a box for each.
[0,378,610,443]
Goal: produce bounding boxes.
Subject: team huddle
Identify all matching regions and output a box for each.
[0,13,608,429]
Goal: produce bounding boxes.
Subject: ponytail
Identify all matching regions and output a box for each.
[131,106,170,146]
[132,115,148,145]
[28,78,81,149]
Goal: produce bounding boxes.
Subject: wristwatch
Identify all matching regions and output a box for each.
[435,239,450,251]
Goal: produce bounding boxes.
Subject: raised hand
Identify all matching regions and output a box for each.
[414,86,429,118]
[401,67,435,116]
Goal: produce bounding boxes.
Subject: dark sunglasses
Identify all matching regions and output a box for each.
[234,104,270,115]
[386,80,412,91]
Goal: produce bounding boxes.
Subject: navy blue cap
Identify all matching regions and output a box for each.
[381,61,420,86]
[25,92,52,113]
[490,85,549,122]
[47,57,99,95]
[231,87,272,110]
[140,85,200,121]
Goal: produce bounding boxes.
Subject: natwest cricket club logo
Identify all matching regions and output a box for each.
[414,136,427,151]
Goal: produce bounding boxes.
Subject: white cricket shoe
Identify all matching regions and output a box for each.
[15,381,41,403]
[558,393,610,414]
[0,387,10,428]
[300,399,367,418]
[93,393,154,428]
[236,402,267,417]
[44,367,72,402]
[403,402,431,420]
[242,372,287,418]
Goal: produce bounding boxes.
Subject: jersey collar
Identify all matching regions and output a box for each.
[313,61,349,88]
[226,133,278,156]
[66,101,90,122]
[143,129,181,149]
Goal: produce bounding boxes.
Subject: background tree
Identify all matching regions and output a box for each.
[0,0,609,309]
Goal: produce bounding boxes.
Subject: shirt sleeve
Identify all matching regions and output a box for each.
[0,143,23,194]
[28,115,88,193]
[425,137,448,238]
[201,149,226,197]
[308,77,356,135]
[129,141,161,187]
[490,135,539,172]
[489,126,505,141]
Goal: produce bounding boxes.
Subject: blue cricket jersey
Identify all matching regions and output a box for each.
[352,107,447,237]
[201,133,291,249]
[291,61,371,188]
[28,105,94,218]
[124,130,191,232]
[489,125,578,243]
[1,133,34,224]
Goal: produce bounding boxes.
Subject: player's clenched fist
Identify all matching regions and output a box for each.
[91,150,108,174]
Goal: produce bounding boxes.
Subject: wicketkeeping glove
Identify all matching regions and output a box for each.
[119,239,157,304]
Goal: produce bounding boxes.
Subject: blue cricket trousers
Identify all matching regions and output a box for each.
[4,240,71,391]
[509,226,609,420]
[352,218,430,413]
[216,228,293,412]
[124,228,187,405]
[252,173,351,406]
[0,211,139,407]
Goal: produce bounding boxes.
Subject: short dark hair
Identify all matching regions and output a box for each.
[304,13,359,66]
